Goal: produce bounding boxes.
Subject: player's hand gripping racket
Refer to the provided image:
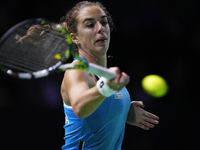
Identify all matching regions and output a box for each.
[0,18,116,79]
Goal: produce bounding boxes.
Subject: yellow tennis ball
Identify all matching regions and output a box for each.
[141,74,168,98]
[54,54,62,60]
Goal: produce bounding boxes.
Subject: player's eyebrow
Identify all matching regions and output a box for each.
[83,15,107,23]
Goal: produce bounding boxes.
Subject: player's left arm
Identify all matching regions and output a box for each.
[126,101,159,130]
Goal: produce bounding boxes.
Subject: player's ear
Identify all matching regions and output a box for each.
[70,33,79,44]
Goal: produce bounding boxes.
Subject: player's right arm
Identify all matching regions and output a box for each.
[63,67,106,118]
[62,64,129,119]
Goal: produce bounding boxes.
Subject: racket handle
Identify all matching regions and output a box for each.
[87,63,116,80]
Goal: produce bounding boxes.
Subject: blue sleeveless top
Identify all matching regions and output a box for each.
[62,57,131,150]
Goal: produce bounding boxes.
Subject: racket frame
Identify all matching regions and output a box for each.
[0,18,116,80]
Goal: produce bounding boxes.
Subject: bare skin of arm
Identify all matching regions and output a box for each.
[61,62,129,118]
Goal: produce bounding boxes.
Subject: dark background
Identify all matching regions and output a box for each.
[0,0,199,149]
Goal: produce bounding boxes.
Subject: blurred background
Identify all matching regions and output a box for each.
[0,0,199,149]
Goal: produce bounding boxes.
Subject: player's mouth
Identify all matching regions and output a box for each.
[95,37,107,44]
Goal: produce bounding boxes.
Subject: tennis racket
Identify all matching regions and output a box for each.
[0,18,116,80]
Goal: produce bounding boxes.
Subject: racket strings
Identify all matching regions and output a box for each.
[0,42,51,72]
[0,25,68,73]
[43,31,66,63]
[0,51,51,72]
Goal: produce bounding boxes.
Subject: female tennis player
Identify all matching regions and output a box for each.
[60,1,159,149]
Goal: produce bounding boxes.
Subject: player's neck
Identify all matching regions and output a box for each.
[79,51,107,67]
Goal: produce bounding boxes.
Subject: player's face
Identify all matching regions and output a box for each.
[75,5,110,56]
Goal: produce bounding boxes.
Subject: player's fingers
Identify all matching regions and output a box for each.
[132,101,145,108]
[108,67,121,84]
[107,71,129,91]
[143,121,155,128]
[119,72,130,84]
[108,67,121,75]
[143,114,159,124]
[138,123,150,130]
[139,120,155,129]
[145,112,160,120]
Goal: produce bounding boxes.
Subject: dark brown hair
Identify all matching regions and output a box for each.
[60,1,114,34]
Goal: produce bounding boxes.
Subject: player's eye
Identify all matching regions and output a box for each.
[101,20,108,26]
[86,23,94,28]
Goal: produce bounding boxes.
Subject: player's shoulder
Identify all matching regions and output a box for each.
[63,61,90,82]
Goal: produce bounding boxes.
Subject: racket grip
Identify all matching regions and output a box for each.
[87,63,116,80]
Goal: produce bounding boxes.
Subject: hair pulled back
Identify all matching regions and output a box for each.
[60,1,114,34]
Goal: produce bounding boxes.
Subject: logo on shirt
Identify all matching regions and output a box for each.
[65,114,69,124]
[114,93,123,99]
